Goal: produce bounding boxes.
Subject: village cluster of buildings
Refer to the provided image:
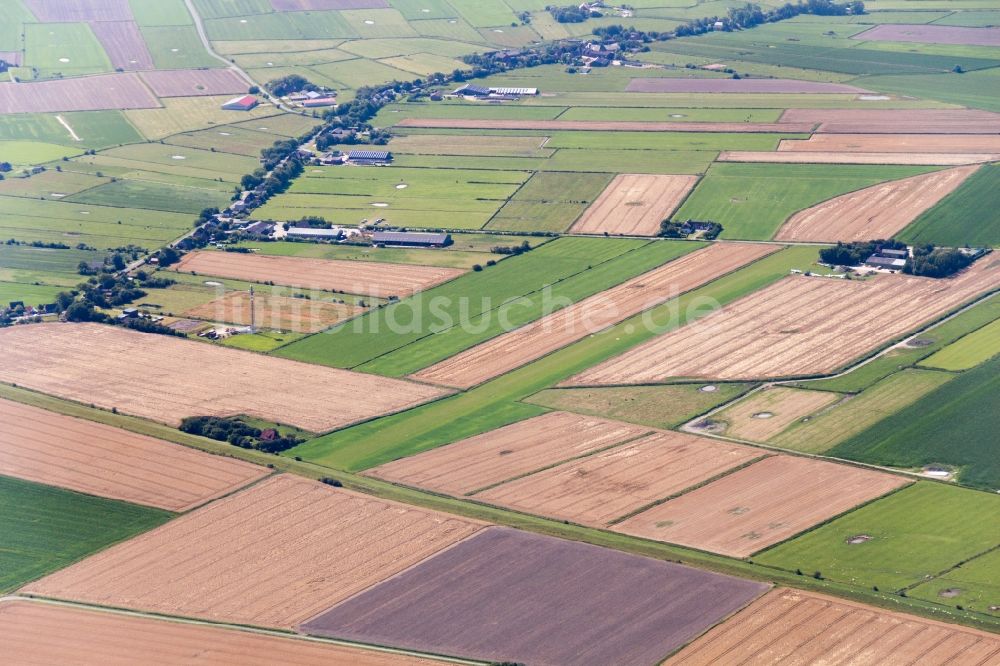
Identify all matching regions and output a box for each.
[285,89,337,108]
[229,222,452,248]
[451,84,539,100]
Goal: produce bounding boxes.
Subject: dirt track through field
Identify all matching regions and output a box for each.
[716,387,840,442]
[185,291,363,333]
[570,174,699,236]
[779,134,1000,154]
[474,430,763,526]
[668,588,1000,665]
[568,258,1000,384]
[780,108,1000,134]
[719,151,999,165]
[775,166,978,242]
[174,251,462,298]
[367,411,648,496]
[614,455,908,557]
[0,323,447,432]
[412,243,779,389]
[0,398,267,512]
[0,599,450,665]
[302,527,768,666]
[396,118,817,133]
[22,475,483,629]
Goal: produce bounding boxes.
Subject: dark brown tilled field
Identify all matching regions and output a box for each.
[300,527,769,666]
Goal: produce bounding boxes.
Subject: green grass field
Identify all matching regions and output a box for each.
[0,474,171,592]
[523,382,756,429]
[900,165,1000,247]
[130,0,194,26]
[66,179,231,215]
[0,141,81,166]
[23,23,112,78]
[830,354,1000,490]
[920,317,1000,371]
[487,171,612,232]
[771,369,954,454]
[141,25,221,69]
[286,245,820,470]
[675,163,938,240]
[231,240,501,270]
[757,483,999,594]
[910,548,1000,617]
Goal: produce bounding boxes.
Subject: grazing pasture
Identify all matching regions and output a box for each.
[831,355,1000,490]
[910,549,1000,617]
[475,431,763,526]
[758,483,1000,592]
[675,163,934,240]
[0,398,267,512]
[0,323,448,432]
[412,243,777,389]
[0,474,170,593]
[0,600,451,665]
[488,171,612,233]
[367,411,649,496]
[186,291,364,333]
[670,588,1000,665]
[0,111,141,149]
[66,178,231,214]
[22,475,482,628]
[900,164,1000,246]
[774,166,976,242]
[920,317,1000,370]
[23,23,112,78]
[0,73,159,114]
[174,250,463,298]
[569,260,1000,385]
[712,386,841,442]
[525,383,756,430]
[569,174,699,236]
[301,527,768,666]
[614,455,909,557]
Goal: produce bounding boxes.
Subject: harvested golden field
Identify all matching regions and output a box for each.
[185,291,363,333]
[0,323,447,432]
[779,108,1000,134]
[568,259,1000,385]
[569,174,699,236]
[22,475,483,629]
[412,243,779,389]
[174,251,462,298]
[0,599,450,665]
[396,118,816,133]
[775,166,978,242]
[367,411,649,496]
[668,588,1000,665]
[778,134,1000,154]
[613,455,909,557]
[473,431,764,527]
[719,151,999,165]
[0,398,267,512]
[712,387,841,442]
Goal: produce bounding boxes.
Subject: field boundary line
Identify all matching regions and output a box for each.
[900,543,1000,594]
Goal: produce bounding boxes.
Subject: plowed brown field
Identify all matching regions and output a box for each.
[139,69,250,98]
[367,411,649,495]
[719,151,998,165]
[568,258,1000,384]
[0,599,449,665]
[0,323,447,432]
[396,118,816,133]
[613,455,909,557]
[714,387,840,442]
[778,134,1000,153]
[174,251,462,298]
[474,431,764,526]
[779,108,1000,134]
[0,398,267,512]
[22,475,483,629]
[90,21,154,71]
[668,588,1000,665]
[185,291,363,333]
[775,166,978,242]
[412,243,779,389]
[570,174,699,236]
[626,78,869,93]
[0,73,159,113]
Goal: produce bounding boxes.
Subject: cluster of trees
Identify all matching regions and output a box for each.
[547,4,601,23]
[905,245,976,278]
[658,219,723,239]
[265,74,320,97]
[3,238,82,250]
[491,240,533,255]
[179,416,304,453]
[676,0,862,35]
[819,239,905,266]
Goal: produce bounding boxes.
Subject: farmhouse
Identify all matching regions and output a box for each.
[221,95,259,111]
[372,231,451,247]
[866,246,909,269]
[348,150,392,165]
